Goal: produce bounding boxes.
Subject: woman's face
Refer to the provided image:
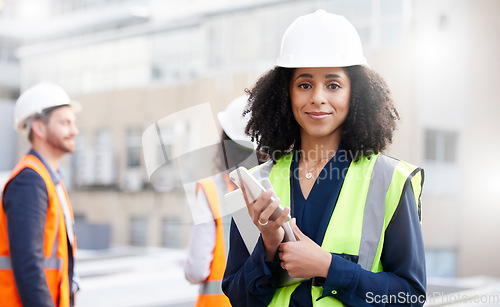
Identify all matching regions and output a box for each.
[290,67,351,141]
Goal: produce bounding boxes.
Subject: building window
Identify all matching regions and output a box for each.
[151,27,201,83]
[161,217,181,247]
[95,129,116,186]
[425,129,458,163]
[126,127,142,168]
[425,249,457,278]
[129,217,148,246]
[74,129,116,187]
[424,129,460,195]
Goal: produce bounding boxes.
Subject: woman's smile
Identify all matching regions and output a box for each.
[305,111,332,120]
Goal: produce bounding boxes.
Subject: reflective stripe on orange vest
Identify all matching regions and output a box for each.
[0,255,62,271]
[0,154,74,307]
[195,177,232,307]
[199,280,224,295]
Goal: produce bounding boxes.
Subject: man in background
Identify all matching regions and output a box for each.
[0,83,81,306]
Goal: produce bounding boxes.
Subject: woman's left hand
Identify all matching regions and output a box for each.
[278,218,332,279]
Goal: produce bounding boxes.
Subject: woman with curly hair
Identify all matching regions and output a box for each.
[222,10,426,307]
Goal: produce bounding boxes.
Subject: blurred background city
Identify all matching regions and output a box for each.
[0,0,499,305]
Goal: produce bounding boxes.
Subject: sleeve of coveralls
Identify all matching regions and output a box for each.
[3,168,55,307]
[222,219,281,307]
[319,185,427,306]
[183,190,217,284]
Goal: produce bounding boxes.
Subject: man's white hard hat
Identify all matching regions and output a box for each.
[217,95,257,149]
[14,82,82,132]
[276,9,367,68]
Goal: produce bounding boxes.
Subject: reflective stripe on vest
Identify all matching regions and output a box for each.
[0,238,63,271]
[56,184,75,248]
[358,155,399,271]
[195,178,231,307]
[0,257,63,271]
[0,154,72,307]
[199,280,224,295]
[261,153,423,307]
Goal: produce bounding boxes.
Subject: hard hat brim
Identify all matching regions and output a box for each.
[15,100,82,132]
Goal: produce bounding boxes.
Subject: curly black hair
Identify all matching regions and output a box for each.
[244,65,399,162]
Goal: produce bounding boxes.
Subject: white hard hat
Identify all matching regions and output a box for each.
[276,9,367,68]
[217,95,257,149]
[14,82,82,132]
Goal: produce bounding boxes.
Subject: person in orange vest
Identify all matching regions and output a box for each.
[0,83,81,307]
[184,95,259,306]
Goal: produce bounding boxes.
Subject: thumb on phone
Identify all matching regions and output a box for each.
[290,218,305,241]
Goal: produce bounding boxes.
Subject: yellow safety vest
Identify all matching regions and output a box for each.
[254,153,423,306]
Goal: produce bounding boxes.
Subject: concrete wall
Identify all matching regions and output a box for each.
[459,0,500,277]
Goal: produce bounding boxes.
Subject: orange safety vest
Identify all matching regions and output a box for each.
[0,154,76,307]
[195,175,234,307]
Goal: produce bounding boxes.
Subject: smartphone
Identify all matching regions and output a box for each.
[229,166,295,242]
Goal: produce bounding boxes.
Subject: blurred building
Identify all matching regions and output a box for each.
[3,0,500,282]
[0,0,21,186]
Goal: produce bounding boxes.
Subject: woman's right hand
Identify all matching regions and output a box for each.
[246,189,291,260]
